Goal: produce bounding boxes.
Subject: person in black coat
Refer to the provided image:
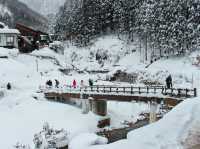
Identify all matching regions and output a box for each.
[89,79,93,86]
[46,80,53,88]
[166,75,172,89]
[7,82,11,90]
[55,79,59,88]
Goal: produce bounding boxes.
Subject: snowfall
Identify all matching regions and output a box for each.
[0,35,200,149]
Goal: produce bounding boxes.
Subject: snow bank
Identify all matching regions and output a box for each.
[69,133,107,149]
[31,47,65,66]
[0,95,98,148]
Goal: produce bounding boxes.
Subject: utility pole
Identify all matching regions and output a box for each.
[145,32,148,62]
[36,59,39,72]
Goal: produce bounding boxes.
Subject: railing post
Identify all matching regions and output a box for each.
[147,86,149,94]
[161,86,164,94]
[97,86,99,92]
[110,87,111,93]
[91,87,93,92]
[154,87,156,94]
[123,87,125,94]
[178,89,181,96]
[131,87,133,94]
[186,88,188,97]
[139,87,141,94]
[116,88,118,93]
[103,86,105,93]
[194,88,197,97]
[171,88,173,95]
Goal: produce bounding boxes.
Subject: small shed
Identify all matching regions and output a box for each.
[0,22,20,48]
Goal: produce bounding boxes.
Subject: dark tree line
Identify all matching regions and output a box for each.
[55,0,200,57]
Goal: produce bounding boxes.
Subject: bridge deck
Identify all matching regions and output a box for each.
[43,85,197,107]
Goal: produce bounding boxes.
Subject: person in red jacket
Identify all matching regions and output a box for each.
[72,79,77,88]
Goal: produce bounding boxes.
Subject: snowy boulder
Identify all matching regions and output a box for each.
[34,123,69,149]
[69,133,108,149]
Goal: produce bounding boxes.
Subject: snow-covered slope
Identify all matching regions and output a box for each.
[19,0,65,16]
[65,35,200,89]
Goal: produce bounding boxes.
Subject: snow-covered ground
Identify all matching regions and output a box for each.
[0,34,200,148]
[0,47,149,148]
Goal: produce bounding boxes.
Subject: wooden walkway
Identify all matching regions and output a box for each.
[44,85,197,107]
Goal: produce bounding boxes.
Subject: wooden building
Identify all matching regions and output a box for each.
[0,22,20,49]
[16,23,51,52]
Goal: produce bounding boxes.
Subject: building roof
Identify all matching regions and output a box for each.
[0,29,20,34]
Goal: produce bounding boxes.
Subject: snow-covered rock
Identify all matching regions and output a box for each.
[69,133,108,149]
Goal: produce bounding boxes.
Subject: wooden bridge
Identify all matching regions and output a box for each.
[44,85,197,107]
[44,85,197,129]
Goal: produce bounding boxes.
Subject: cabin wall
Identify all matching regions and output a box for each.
[0,33,18,48]
[0,34,7,47]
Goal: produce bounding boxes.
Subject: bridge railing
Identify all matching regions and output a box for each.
[42,85,197,98]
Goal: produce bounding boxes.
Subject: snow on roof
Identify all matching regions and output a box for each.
[0,28,20,34]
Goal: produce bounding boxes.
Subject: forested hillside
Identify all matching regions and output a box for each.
[55,0,200,58]
[18,0,65,16]
[0,0,47,31]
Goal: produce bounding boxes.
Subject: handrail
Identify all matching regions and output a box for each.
[43,85,197,98]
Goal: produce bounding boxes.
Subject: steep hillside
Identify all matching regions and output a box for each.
[0,0,48,31]
[19,0,66,16]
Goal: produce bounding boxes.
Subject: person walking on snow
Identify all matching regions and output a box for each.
[72,79,77,88]
[55,79,59,88]
[89,79,93,86]
[7,82,11,90]
[80,80,85,89]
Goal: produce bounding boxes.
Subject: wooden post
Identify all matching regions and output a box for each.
[149,101,158,123]
[161,86,164,94]
[178,89,181,96]
[103,86,105,93]
[186,89,188,97]
[123,87,125,94]
[91,87,93,92]
[194,88,197,97]
[81,94,90,114]
[139,87,141,94]
[91,99,107,116]
[147,86,149,94]
[116,88,118,93]
[154,87,156,94]
[110,87,111,93]
[131,87,133,94]
[171,88,173,95]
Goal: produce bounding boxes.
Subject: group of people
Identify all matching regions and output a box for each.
[46,79,59,88]
[71,79,94,88]
[45,79,94,89]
